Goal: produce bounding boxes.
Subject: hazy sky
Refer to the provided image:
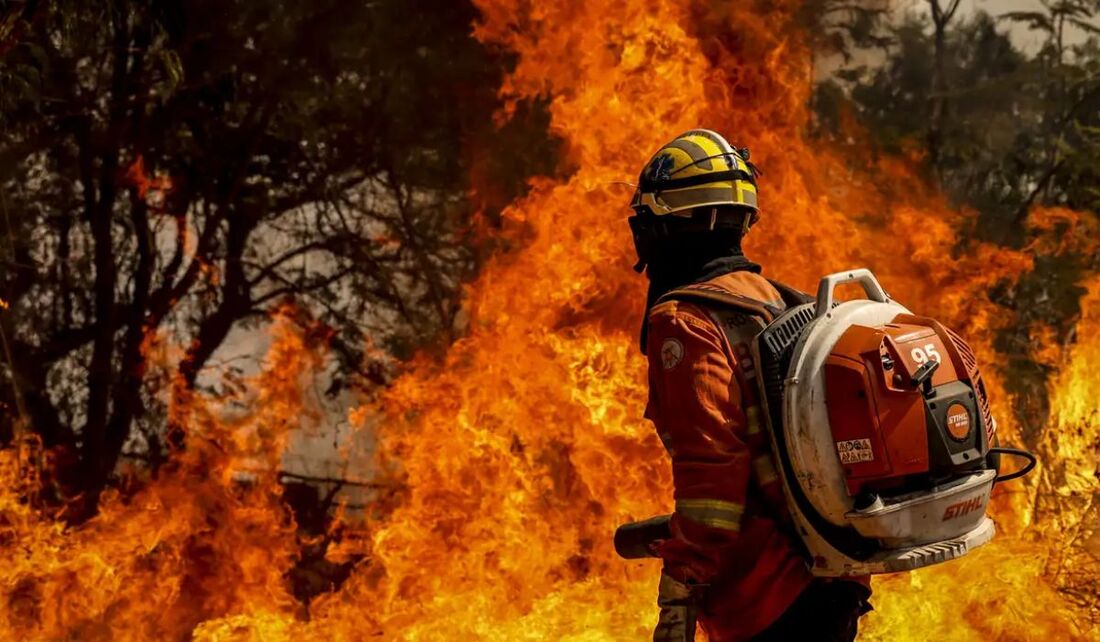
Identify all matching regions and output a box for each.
[920,0,1096,50]
[816,0,1096,78]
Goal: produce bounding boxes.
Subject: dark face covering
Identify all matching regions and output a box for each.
[640,227,760,350]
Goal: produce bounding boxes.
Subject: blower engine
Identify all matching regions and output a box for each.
[617,269,1036,576]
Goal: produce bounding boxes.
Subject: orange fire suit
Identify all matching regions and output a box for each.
[644,270,812,641]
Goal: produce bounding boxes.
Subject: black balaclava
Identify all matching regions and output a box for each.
[639,224,759,351]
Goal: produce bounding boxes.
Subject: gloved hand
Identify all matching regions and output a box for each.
[653,572,705,642]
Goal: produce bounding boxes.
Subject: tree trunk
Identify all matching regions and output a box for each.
[77,2,136,519]
[926,0,960,179]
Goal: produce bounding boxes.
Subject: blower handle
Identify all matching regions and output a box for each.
[988,447,1037,483]
[815,269,891,319]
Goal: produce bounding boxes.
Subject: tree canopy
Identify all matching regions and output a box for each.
[0,0,557,517]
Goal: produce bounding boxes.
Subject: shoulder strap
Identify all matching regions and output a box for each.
[644,279,812,354]
[766,279,814,308]
[657,282,784,322]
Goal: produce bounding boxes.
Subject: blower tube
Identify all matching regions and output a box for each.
[614,514,671,559]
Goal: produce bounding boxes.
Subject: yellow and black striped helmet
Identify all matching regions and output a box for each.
[631,129,759,218]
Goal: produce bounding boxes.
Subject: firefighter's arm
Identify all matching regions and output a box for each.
[646,303,752,587]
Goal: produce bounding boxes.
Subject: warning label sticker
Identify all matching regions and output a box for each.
[836,439,874,464]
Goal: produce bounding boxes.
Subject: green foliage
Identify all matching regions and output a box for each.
[0,9,46,122]
[816,6,1100,234]
[797,0,893,62]
[1003,0,1100,41]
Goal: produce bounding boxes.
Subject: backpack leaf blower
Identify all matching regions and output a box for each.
[616,269,1036,576]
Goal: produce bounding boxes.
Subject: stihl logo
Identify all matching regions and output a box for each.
[942,495,985,521]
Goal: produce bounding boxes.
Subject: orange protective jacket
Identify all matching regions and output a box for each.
[644,270,812,641]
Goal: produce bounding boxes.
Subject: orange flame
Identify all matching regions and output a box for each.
[292,1,1089,639]
[0,2,1097,641]
[122,155,173,211]
[0,310,321,639]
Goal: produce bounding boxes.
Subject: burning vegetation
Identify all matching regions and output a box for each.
[0,0,1098,640]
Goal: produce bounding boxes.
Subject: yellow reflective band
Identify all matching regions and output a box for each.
[676,498,743,511]
[753,453,779,486]
[691,517,741,530]
[649,300,679,316]
[675,498,744,531]
[746,406,762,435]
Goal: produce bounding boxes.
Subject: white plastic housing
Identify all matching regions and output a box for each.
[762,270,998,576]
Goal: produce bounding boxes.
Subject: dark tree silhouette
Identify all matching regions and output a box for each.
[0,0,558,517]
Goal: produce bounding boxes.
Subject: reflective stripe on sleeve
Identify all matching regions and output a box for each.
[752,453,779,486]
[675,498,744,531]
[745,406,762,436]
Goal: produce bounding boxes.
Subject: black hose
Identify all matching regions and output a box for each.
[988,447,1037,483]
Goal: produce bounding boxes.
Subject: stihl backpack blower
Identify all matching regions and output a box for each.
[617,269,1036,576]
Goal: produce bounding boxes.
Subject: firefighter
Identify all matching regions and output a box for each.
[628,130,872,642]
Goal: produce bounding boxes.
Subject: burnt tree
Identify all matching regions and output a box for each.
[0,0,557,517]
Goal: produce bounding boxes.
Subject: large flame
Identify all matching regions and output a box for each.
[0,309,321,639]
[1,1,1097,640]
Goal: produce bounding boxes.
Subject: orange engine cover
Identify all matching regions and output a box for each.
[824,317,966,496]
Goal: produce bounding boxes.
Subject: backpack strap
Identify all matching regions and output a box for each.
[646,279,813,354]
[767,279,814,308]
[656,281,790,322]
